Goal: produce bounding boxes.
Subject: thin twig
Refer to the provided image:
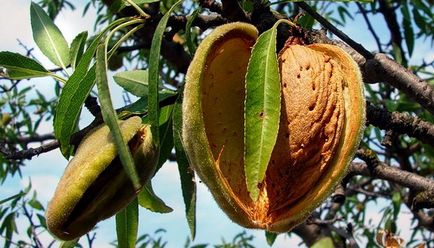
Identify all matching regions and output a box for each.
[356,3,383,53]
[295,1,373,59]
[1,140,59,160]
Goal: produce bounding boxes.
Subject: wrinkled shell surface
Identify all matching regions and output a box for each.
[183,22,365,232]
[46,116,157,240]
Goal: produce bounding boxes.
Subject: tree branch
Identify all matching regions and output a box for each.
[1,140,59,160]
[367,102,434,147]
[364,53,434,115]
[10,134,55,144]
[349,162,434,195]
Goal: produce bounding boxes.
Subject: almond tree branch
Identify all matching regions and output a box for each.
[364,53,434,115]
[7,134,56,144]
[366,102,434,146]
[348,162,434,197]
[1,140,59,160]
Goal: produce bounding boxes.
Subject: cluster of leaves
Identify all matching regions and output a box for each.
[111,229,256,248]
[2,1,193,247]
[0,184,47,248]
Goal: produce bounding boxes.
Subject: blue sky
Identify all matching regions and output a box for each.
[0,0,432,247]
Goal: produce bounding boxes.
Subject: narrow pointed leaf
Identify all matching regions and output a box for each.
[59,239,79,248]
[244,25,281,201]
[173,96,197,239]
[54,31,105,157]
[156,105,174,171]
[113,70,149,97]
[401,3,414,57]
[30,2,70,68]
[55,67,95,157]
[0,52,51,79]
[95,43,141,189]
[185,7,201,56]
[69,31,88,70]
[116,198,139,248]
[265,231,278,246]
[138,182,173,213]
[148,0,182,147]
[0,192,26,205]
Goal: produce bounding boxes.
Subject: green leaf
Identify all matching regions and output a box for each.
[95,43,141,189]
[186,7,201,56]
[113,70,149,97]
[108,0,159,14]
[36,213,46,228]
[311,237,335,248]
[54,66,95,157]
[337,6,351,24]
[28,192,44,210]
[173,96,197,239]
[392,191,401,219]
[401,3,414,57]
[54,17,139,156]
[69,31,88,70]
[265,231,277,246]
[296,14,315,29]
[0,52,51,79]
[116,198,139,248]
[412,7,427,33]
[391,43,403,65]
[0,192,26,205]
[59,239,79,248]
[54,30,105,157]
[413,0,433,17]
[30,2,70,69]
[1,212,16,248]
[156,105,175,171]
[244,22,281,201]
[148,0,182,147]
[138,182,173,213]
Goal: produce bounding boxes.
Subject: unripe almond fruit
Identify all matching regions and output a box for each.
[182,22,365,232]
[46,116,158,240]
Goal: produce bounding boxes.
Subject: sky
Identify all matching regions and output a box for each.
[0,0,432,247]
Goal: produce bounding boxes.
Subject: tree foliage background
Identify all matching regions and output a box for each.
[0,0,433,247]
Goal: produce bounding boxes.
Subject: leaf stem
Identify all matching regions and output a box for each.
[123,0,151,19]
[105,19,146,57]
[52,74,67,83]
[108,24,145,56]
